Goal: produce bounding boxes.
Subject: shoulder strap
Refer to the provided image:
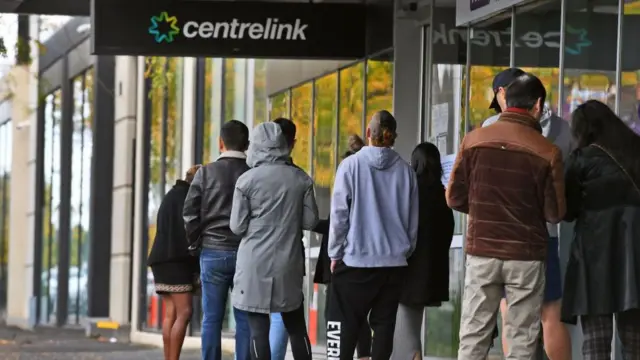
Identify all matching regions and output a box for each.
[590,143,640,196]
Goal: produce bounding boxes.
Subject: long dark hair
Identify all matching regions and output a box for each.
[571,99,640,182]
[342,134,365,159]
[411,142,443,185]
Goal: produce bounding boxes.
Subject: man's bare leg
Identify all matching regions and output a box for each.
[541,300,571,360]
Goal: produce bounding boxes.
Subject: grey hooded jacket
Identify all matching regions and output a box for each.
[482,106,571,237]
[230,122,319,314]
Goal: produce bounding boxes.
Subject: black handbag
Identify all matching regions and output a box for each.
[187,166,207,257]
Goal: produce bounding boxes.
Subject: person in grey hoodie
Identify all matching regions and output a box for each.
[482,68,572,360]
[230,122,319,360]
[326,110,419,360]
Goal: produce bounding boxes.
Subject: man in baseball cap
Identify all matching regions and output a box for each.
[483,68,525,127]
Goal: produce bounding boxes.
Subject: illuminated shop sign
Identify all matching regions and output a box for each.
[93,1,368,58]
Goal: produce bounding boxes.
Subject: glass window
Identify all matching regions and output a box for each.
[203,58,223,164]
[290,84,312,173]
[143,57,184,331]
[68,68,94,325]
[338,63,365,157]
[311,74,338,346]
[366,52,394,120]
[269,91,291,120]
[622,0,640,132]
[0,118,11,313]
[253,59,268,126]
[564,0,618,117]
[225,59,248,122]
[40,89,62,325]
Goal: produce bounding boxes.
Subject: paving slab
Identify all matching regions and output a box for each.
[0,324,229,360]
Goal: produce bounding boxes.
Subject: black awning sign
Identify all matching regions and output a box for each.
[92,1,368,59]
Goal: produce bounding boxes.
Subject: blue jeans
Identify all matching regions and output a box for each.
[270,313,290,360]
[200,249,251,360]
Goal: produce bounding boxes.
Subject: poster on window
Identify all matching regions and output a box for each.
[441,153,457,188]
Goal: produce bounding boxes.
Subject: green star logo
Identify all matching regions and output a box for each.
[565,26,592,55]
[148,11,180,44]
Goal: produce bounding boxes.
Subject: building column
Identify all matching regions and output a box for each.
[109,56,138,325]
[392,11,423,161]
[6,15,40,329]
[87,56,116,320]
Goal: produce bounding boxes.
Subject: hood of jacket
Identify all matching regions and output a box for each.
[357,145,402,170]
[247,122,291,168]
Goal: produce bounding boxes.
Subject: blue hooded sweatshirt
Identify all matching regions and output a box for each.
[328,146,419,267]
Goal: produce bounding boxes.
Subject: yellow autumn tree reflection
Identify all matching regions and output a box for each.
[366,59,394,120]
[146,57,184,255]
[270,92,290,120]
[339,63,365,156]
[313,74,337,189]
[254,60,268,125]
[290,84,312,173]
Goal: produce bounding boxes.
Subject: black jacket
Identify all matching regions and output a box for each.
[183,152,250,250]
[313,218,331,284]
[147,180,192,266]
[399,180,454,307]
[561,146,640,324]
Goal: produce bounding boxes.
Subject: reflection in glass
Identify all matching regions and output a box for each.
[40,90,62,324]
[622,0,640,133]
[225,59,248,122]
[144,57,184,330]
[0,118,11,312]
[203,59,223,164]
[338,63,365,157]
[68,68,94,325]
[424,249,464,358]
[270,91,290,120]
[312,74,338,346]
[254,60,268,125]
[563,0,618,117]
[165,58,184,193]
[366,54,394,120]
[290,84,312,173]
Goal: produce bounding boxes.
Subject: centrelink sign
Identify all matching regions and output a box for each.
[92,0,367,59]
[148,12,309,43]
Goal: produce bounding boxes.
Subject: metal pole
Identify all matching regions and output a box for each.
[509,6,516,68]
[557,0,567,118]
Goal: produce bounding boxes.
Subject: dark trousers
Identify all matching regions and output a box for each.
[326,285,372,358]
[247,304,311,360]
[326,264,405,360]
[581,309,640,360]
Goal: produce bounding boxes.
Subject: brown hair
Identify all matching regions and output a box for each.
[348,134,365,153]
[185,164,202,183]
[369,110,397,147]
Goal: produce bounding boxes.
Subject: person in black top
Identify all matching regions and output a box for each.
[313,134,372,360]
[391,142,454,360]
[147,164,201,360]
[183,120,252,360]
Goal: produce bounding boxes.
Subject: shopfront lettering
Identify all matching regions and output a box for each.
[182,18,309,41]
[433,23,576,53]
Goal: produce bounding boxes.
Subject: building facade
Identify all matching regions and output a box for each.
[0,0,638,357]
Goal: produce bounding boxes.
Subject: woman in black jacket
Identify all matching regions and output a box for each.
[391,142,454,360]
[147,165,201,360]
[313,135,372,360]
[562,100,640,359]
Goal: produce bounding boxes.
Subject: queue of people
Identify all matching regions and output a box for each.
[145,69,640,360]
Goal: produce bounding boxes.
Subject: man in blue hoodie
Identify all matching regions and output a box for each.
[326,110,419,360]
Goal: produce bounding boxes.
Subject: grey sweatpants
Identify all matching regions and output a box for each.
[390,303,424,360]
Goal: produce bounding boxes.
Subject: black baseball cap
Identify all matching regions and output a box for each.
[489,68,525,112]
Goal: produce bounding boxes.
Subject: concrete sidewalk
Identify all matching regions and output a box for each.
[0,324,216,360]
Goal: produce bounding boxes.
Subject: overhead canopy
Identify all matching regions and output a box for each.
[0,0,88,15]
